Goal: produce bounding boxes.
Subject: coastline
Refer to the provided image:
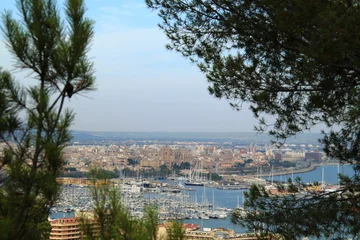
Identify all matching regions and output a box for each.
[269,164,322,177]
[269,162,351,177]
[227,162,350,180]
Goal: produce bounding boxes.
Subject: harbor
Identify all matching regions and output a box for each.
[51,164,354,235]
[52,179,243,222]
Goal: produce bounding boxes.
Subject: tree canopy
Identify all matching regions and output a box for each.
[83,169,158,240]
[0,0,95,239]
[146,0,359,152]
[83,168,186,240]
[147,0,360,238]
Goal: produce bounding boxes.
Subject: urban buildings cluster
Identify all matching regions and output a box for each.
[49,215,277,240]
[61,140,325,176]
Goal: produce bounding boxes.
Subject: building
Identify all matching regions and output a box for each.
[49,218,81,240]
[158,223,200,239]
[305,152,323,161]
[158,146,192,167]
[49,216,99,240]
[158,222,280,240]
[140,159,160,168]
[158,146,175,165]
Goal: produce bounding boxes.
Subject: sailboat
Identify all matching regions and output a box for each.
[234,191,248,218]
[184,161,204,186]
[184,182,204,186]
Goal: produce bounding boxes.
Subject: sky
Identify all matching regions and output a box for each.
[0,0,321,133]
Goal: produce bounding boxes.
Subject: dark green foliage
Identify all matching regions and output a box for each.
[233,162,245,169]
[165,221,185,240]
[232,183,360,239]
[160,164,171,176]
[207,172,222,181]
[281,161,296,168]
[121,167,137,178]
[60,170,86,178]
[171,163,181,175]
[83,168,159,240]
[0,0,95,239]
[127,158,139,166]
[147,0,360,238]
[269,160,296,168]
[172,162,191,175]
[120,167,156,178]
[143,206,160,240]
[146,0,359,154]
[86,168,119,179]
[245,159,253,164]
[179,162,190,170]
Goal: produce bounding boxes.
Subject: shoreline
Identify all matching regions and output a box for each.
[269,165,317,177]
[227,162,350,180]
[268,162,350,177]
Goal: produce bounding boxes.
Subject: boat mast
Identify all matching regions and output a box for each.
[212,190,215,210]
[189,166,192,182]
[242,191,245,206]
[321,167,325,190]
[337,163,340,186]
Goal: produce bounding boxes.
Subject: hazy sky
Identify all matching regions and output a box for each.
[0,0,320,133]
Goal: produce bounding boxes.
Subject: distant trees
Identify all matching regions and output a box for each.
[147,0,360,238]
[172,162,190,175]
[85,169,119,179]
[0,0,95,239]
[233,163,245,169]
[127,158,139,166]
[179,162,190,170]
[269,160,296,168]
[60,170,86,178]
[171,163,181,175]
[207,173,222,181]
[245,159,253,164]
[160,164,171,176]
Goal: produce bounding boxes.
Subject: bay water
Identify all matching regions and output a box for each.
[51,165,355,238]
[183,164,354,236]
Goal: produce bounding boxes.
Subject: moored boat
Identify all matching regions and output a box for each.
[184,181,204,186]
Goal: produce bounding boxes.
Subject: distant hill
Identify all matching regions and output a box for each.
[70,131,322,145]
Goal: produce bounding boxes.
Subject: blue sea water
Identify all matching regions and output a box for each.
[181,165,354,211]
[185,217,244,233]
[184,164,355,238]
[50,165,355,239]
[266,164,354,184]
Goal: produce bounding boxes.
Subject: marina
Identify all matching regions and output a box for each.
[51,164,354,236]
[52,180,242,222]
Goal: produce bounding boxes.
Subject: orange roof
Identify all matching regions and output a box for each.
[182,223,200,229]
[49,217,78,224]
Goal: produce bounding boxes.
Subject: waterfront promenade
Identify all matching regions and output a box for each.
[224,162,349,182]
